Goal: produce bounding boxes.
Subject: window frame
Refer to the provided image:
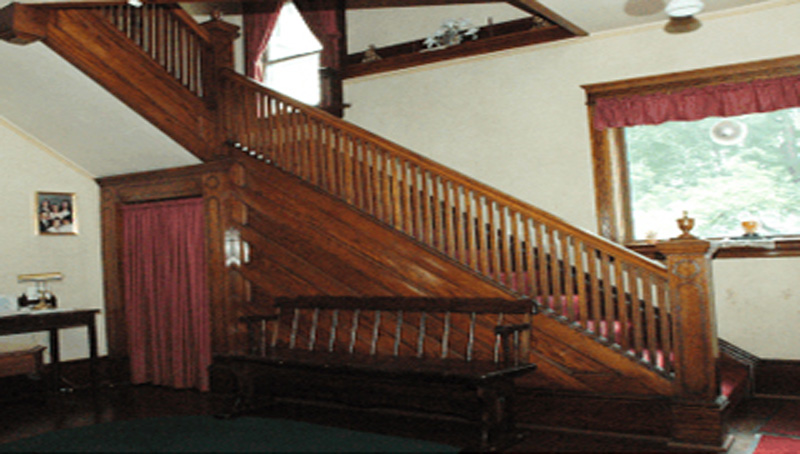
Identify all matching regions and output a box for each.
[583,54,800,259]
[260,2,324,107]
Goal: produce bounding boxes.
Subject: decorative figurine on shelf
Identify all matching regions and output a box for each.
[676,211,697,239]
[362,45,382,63]
[741,220,760,238]
[422,18,479,50]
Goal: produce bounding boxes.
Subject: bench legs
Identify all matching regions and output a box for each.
[213,361,275,419]
[212,359,526,451]
[476,379,526,452]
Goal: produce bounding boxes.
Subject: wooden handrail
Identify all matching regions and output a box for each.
[219,68,674,376]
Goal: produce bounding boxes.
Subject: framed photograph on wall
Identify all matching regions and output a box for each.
[37,192,77,235]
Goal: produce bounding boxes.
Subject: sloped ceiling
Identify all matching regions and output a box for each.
[0,0,200,179]
[0,0,779,178]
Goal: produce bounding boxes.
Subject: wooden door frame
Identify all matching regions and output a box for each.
[97,160,234,360]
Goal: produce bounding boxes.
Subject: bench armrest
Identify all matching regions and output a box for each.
[494,323,531,337]
[239,314,279,323]
[239,314,279,355]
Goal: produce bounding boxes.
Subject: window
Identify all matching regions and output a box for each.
[626,108,800,240]
[260,2,322,105]
[584,55,800,257]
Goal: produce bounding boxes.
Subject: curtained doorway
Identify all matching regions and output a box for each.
[120,197,211,391]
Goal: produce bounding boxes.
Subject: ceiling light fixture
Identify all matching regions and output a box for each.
[664,0,704,33]
[665,0,704,18]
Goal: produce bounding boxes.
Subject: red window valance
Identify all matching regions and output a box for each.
[592,74,800,130]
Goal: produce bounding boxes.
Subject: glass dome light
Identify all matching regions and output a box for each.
[665,0,704,18]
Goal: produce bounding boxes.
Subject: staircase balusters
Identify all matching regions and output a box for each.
[94,4,209,98]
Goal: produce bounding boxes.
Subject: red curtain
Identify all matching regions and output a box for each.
[593,74,800,130]
[244,0,283,81]
[295,0,342,71]
[122,198,211,392]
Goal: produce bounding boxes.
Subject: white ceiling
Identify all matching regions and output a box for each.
[538,0,774,34]
[0,39,200,178]
[0,0,200,179]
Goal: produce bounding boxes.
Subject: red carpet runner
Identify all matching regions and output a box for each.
[752,401,800,454]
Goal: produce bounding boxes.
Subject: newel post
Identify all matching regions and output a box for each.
[656,234,718,402]
[200,13,239,157]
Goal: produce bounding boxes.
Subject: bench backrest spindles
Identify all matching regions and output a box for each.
[467,312,476,361]
[417,312,427,358]
[441,311,451,359]
[493,313,504,363]
[393,310,404,356]
[309,308,320,351]
[246,297,537,364]
[328,309,339,352]
[290,308,300,349]
[348,309,361,354]
[370,310,382,355]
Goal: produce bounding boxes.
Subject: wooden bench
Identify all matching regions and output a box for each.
[212,296,539,451]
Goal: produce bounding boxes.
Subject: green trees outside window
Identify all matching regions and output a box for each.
[626,107,800,240]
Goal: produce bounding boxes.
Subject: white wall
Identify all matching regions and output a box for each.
[343,3,800,359]
[0,117,105,361]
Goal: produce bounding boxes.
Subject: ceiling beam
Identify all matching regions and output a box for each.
[345,0,503,8]
[508,0,586,35]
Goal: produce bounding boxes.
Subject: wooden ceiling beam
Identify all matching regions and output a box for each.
[345,0,502,8]
[507,0,586,35]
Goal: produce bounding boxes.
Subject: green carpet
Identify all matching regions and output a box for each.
[0,415,460,452]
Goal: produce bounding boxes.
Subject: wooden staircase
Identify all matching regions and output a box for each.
[0,2,752,448]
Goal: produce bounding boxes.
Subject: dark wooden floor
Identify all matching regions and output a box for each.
[0,382,788,453]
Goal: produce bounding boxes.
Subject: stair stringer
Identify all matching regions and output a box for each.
[36,7,217,160]
[226,159,518,326]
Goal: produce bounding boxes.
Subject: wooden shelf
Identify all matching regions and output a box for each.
[344,19,575,79]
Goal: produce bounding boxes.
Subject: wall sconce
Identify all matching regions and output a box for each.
[17,272,62,310]
[224,229,250,267]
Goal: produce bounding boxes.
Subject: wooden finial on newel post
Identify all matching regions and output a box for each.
[656,213,723,447]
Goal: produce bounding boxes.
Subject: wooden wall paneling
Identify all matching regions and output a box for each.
[525,314,673,396]
[754,360,800,397]
[516,389,672,440]
[239,225,361,295]
[239,221,398,295]
[237,161,514,297]
[239,182,484,296]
